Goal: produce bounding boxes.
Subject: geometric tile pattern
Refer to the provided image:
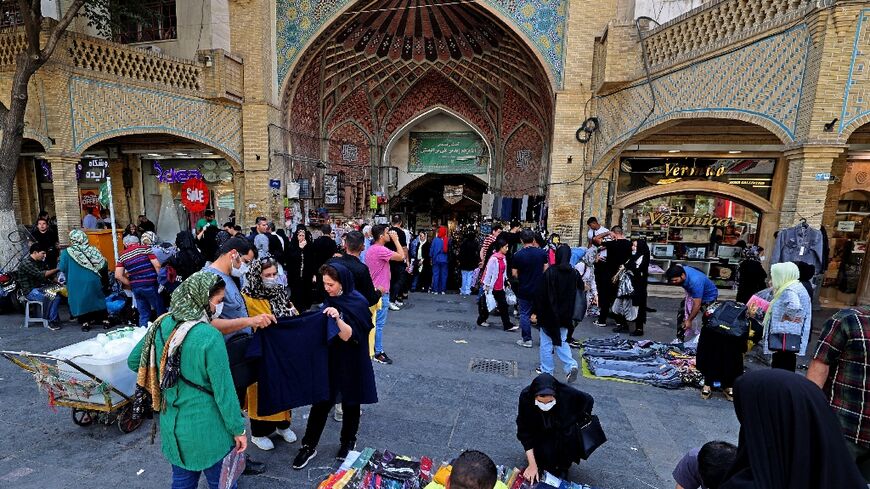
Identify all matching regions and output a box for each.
[592,24,809,161]
[840,8,870,135]
[68,77,243,163]
[276,0,566,87]
[502,123,544,197]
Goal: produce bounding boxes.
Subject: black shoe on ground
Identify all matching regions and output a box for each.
[630,329,645,337]
[594,321,608,328]
[292,445,317,470]
[336,441,356,460]
[646,307,657,313]
[535,365,543,374]
[374,352,393,365]
[243,454,266,475]
[567,338,582,348]
[46,321,61,331]
[566,366,579,383]
[612,325,629,333]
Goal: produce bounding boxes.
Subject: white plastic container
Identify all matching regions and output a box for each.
[48,336,138,405]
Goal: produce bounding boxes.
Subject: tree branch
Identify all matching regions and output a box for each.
[40,0,87,62]
[16,0,39,56]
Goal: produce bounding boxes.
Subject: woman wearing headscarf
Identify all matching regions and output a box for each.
[792,261,816,301]
[696,307,749,401]
[534,244,580,382]
[59,229,110,331]
[127,271,247,489]
[762,262,812,372]
[241,257,298,451]
[625,239,650,336]
[430,226,451,294]
[197,223,220,262]
[165,231,206,283]
[286,226,314,312]
[293,262,377,469]
[476,237,516,331]
[720,370,866,489]
[516,373,595,482]
[736,246,767,304]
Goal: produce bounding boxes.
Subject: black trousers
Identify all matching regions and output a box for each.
[251,418,290,437]
[534,440,573,477]
[771,351,797,372]
[477,289,513,330]
[389,262,406,299]
[594,264,612,324]
[301,401,361,448]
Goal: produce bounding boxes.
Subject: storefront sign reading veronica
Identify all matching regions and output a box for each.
[648,212,744,227]
[619,157,776,199]
[408,132,488,174]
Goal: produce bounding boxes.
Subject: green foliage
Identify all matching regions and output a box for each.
[79,0,150,40]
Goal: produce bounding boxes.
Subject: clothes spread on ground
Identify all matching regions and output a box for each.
[317,447,601,489]
[581,336,701,389]
[247,311,331,416]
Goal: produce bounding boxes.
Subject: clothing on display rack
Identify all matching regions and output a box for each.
[771,221,824,273]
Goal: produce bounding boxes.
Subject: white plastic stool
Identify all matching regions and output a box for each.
[24,300,48,329]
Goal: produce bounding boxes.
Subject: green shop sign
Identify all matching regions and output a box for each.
[408,132,487,174]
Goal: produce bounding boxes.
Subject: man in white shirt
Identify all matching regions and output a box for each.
[587,217,612,327]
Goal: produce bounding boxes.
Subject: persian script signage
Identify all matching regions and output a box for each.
[648,212,744,227]
[408,132,487,174]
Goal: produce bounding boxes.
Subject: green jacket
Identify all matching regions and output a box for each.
[127,316,245,471]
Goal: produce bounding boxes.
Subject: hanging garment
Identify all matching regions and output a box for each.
[481,193,495,217]
[246,311,331,416]
[520,195,529,220]
[771,224,824,273]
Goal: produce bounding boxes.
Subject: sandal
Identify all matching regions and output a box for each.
[724,388,734,402]
[102,320,112,329]
[81,322,91,332]
[701,386,712,400]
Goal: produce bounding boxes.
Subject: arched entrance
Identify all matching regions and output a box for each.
[391,173,487,230]
[281,0,554,224]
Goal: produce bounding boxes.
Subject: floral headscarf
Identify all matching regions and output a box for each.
[169,271,219,322]
[742,245,761,262]
[241,258,296,318]
[66,229,107,275]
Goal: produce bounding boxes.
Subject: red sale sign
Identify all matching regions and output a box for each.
[181,178,210,213]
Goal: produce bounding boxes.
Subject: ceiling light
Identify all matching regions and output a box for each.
[667,149,681,153]
[202,152,214,155]
[174,153,188,156]
[146,153,161,157]
[728,150,742,154]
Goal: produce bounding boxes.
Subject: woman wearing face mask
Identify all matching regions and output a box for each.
[128,271,247,489]
[516,373,595,483]
[241,257,299,451]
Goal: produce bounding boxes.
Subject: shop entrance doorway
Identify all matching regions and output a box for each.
[390,174,485,231]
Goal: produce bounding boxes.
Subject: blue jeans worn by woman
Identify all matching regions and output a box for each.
[460,270,474,295]
[539,327,577,375]
[171,453,236,489]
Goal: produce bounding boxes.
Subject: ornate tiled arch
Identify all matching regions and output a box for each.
[277,0,567,91]
[68,77,243,164]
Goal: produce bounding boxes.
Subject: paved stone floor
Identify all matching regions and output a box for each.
[0,292,838,488]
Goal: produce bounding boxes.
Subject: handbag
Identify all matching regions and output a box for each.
[573,288,587,322]
[574,414,607,460]
[504,287,517,306]
[225,333,258,395]
[768,333,802,352]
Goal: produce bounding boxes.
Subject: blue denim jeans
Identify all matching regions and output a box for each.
[375,293,389,353]
[431,262,448,293]
[170,453,235,489]
[460,270,474,295]
[26,288,60,322]
[132,285,166,327]
[539,327,577,375]
[518,298,533,342]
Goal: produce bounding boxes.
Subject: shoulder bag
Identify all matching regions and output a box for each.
[572,413,607,460]
[226,332,258,395]
[702,301,750,337]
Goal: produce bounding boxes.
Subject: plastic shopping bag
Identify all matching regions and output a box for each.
[485,292,498,313]
[505,287,517,306]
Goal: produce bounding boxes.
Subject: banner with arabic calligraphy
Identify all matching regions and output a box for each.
[408,132,487,174]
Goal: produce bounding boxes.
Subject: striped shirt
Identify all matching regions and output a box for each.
[117,245,158,288]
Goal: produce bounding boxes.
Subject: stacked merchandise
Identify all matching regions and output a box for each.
[581,336,702,389]
[318,449,598,489]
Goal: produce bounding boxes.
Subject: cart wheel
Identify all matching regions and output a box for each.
[71,409,94,427]
[117,405,143,434]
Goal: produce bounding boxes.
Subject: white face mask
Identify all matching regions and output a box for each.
[231,254,249,278]
[535,399,557,412]
[263,277,280,288]
[211,301,224,318]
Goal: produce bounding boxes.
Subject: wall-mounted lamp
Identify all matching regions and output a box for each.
[255,154,261,160]
[824,118,839,132]
[567,155,573,164]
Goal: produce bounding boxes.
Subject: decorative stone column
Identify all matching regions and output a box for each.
[45,155,82,245]
[780,146,846,229]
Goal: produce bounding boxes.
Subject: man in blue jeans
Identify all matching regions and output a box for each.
[116,235,165,326]
[511,230,548,348]
[18,243,62,330]
[365,224,405,365]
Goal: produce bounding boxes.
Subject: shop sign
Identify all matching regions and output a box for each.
[153,161,203,184]
[837,220,857,232]
[444,185,464,205]
[269,179,281,189]
[665,162,726,177]
[79,189,101,208]
[815,172,833,181]
[181,179,209,213]
[78,158,108,183]
[648,212,743,227]
[369,194,378,210]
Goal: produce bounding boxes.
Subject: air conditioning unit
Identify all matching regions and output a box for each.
[142,45,162,54]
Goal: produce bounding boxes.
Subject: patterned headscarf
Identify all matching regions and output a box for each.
[170,271,220,322]
[241,258,296,318]
[141,231,157,246]
[66,229,107,275]
[742,245,761,262]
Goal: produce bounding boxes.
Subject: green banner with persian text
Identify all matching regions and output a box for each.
[408,132,488,174]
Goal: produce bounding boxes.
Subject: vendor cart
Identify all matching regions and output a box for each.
[0,350,143,433]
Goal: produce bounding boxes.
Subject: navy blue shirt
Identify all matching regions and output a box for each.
[512,247,548,300]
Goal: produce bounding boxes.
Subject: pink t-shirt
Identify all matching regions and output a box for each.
[494,256,507,291]
[365,243,394,291]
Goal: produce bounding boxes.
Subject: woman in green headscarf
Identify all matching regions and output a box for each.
[762,262,812,372]
[58,229,110,331]
[127,271,246,489]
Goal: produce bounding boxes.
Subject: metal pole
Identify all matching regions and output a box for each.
[106,177,120,266]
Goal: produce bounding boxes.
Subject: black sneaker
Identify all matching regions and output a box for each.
[336,440,356,460]
[374,352,393,365]
[243,454,266,475]
[292,445,317,470]
[46,321,61,331]
[566,367,579,384]
[535,365,543,374]
[567,338,582,349]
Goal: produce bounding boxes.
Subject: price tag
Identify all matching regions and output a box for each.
[799,246,805,256]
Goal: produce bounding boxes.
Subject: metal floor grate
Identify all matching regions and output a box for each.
[469,358,518,377]
[430,320,473,331]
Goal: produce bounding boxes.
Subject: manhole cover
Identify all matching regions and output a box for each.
[430,320,473,330]
[469,358,518,377]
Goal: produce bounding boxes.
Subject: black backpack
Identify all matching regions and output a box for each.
[703,301,750,337]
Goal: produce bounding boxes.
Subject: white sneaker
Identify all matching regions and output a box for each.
[276,427,297,444]
[388,302,401,311]
[251,435,275,451]
[477,321,490,327]
[395,300,405,306]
